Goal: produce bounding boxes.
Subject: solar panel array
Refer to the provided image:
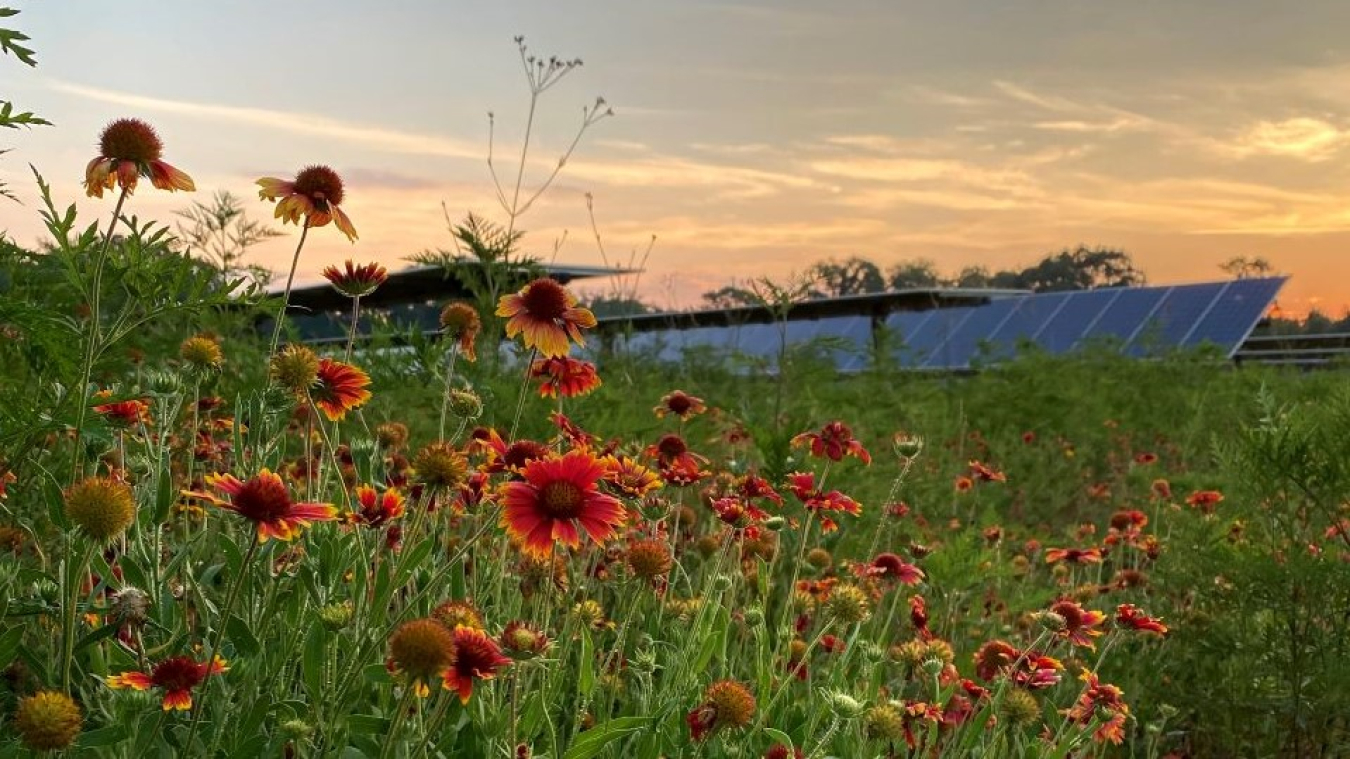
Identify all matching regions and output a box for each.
[582,278,1283,372]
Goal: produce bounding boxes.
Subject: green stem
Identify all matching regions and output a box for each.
[437,345,461,441]
[69,186,129,484]
[268,221,311,357]
[345,295,362,363]
[378,687,420,759]
[60,540,98,692]
[183,532,261,752]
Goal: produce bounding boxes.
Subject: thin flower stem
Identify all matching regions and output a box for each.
[437,345,461,441]
[183,532,260,752]
[414,692,454,759]
[509,348,539,441]
[344,295,362,363]
[69,186,129,484]
[59,540,98,692]
[268,221,311,357]
[378,687,420,759]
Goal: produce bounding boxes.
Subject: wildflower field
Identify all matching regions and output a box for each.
[4,18,1350,759]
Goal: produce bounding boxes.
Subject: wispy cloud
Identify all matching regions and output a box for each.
[47,79,481,160]
[1222,117,1350,161]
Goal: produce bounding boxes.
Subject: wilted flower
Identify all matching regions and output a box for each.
[180,334,224,372]
[85,118,194,198]
[439,302,481,362]
[389,619,455,697]
[257,165,357,242]
[686,679,756,741]
[270,344,321,393]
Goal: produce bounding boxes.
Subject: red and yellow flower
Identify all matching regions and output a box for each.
[530,357,602,398]
[257,165,357,242]
[84,118,195,198]
[347,484,405,528]
[312,358,372,421]
[106,655,227,710]
[500,450,625,557]
[322,260,387,298]
[442,625,511,705]
[653,390,707,420]
[184,469,337,542]
[1115,604,1168,636]
[790,421,871,464]
[1048,600,1106,649]
[495,278,597,358]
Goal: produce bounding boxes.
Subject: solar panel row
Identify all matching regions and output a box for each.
[600,277,1285,372]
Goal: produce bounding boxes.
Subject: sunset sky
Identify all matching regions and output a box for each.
[4,1,1350,314]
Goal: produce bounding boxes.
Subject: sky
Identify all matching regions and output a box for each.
[4,1,1350,314]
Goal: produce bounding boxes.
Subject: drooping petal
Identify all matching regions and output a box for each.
[256,177,295,201]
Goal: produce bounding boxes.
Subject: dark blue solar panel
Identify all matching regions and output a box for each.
[734,323,781,359]
[1125,283,1224,356]
[1182,277,1285,356]
[1036,290,1115,353]
[812,316,872,372]
[925,298,1021,368]
[784,319,822,345]
[985,292,1073,359]
[885,311,936,366]
[621,330,658,356]
[654,330,688,362]
[1077,287,1167,348]
[901,307,975,367]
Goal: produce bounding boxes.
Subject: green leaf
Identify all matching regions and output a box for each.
[77,725,129,747]
[226,614,261,657]
[562,717,651,759]
[578,627,595,697]
[347,714,392,734]
[763,728,795,752]
[73,623,117,654]
[0,625,23,665]
[302,624,328,699]
[362,662,392,685]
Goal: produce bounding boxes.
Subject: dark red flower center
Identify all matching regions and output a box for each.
[151,656,206,692]
[99,118,163,162]
[503,441,548,470]
[293,165,345,208]
[232,475,293,523]
[539,481,585,518]
[656,434,687,458]
[666,393,693,415]
[519,279,570,321]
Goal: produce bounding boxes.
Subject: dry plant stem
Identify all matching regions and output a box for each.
[267,221,311,357]
[183,532,261,753]
[437,344,461,441]
[69,186,129,484]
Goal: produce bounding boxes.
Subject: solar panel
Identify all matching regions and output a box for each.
[1182,277,1285,356]
[924,298,1022,368]
[1077,287,1167,349]
[654,330,688,363]
[810,315,873,372]
[733,323,781,360]
[985,292,1074,359]
[1125,282,1225,356]
[897,306,974,368]
[1035,290,1115,353]
[885,310,937,366]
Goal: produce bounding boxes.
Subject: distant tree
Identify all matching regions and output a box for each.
[808,256,885,298]
[1220,256,1274,279]
[888,259,942,289]
[701,285,759,309]
[1303,309,1336,335]
[952,266,993,289]
[586,295,654,318]
[1015,246,1144,292]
